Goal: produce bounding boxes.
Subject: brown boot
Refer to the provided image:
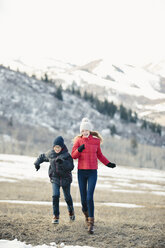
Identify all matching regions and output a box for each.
[83,211,88,225]
[88,217,94,234]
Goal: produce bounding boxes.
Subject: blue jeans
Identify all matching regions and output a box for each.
[52,183,74,217]
[78,169,97,218]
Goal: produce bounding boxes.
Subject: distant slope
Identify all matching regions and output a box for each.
[2,57,165,126]
[1,66,165,170]
[0,65,164,148]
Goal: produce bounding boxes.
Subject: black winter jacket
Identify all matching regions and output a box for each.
[34,145,74,186]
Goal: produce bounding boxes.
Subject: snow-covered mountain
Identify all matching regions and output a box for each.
[143,60,165,77]
[2,57,165,126]
[0,65,164,151]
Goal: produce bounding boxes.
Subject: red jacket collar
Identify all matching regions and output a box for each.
[81,134,92,140]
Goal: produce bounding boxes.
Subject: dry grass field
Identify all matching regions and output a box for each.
[0,178,165,248]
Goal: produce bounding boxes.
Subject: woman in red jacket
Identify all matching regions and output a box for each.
[71,118,116,234]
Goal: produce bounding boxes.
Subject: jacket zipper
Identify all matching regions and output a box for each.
[55,159,62,185]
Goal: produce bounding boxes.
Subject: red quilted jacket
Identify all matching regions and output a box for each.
[71,135,110,169]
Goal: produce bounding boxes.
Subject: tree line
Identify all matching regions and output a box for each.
[39,73,162,136]
[66,84,162,136]
[4,67,162,136]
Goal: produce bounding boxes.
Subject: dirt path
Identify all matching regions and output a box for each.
[0,180,165,248]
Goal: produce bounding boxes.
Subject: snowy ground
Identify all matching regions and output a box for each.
[0,154,165,248]
[0,153,165,197]
[0,239,94,248]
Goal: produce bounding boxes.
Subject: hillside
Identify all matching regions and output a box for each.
[0,66,165,169]
[2,57,165,126]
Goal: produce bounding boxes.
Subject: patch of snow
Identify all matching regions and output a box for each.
[144,103,165,112]
[98,165,165,183]
[0,154,49,181]
[151,191,165,196]
[109,189,165,196]
[101,129,110,136]
[0,239,95,248]
[138,183,165,190]
[103,203,144,208]
[0,178,16,183]
[114,182,165,191]
[2,135,12,142]
[0,200,144,208]
[0,154,165,197]
[110,189,146,194]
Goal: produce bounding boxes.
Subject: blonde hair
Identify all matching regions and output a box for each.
[73,131,103,144]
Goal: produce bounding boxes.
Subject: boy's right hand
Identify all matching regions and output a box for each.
[78,144,85,152]
[34,163,40,171]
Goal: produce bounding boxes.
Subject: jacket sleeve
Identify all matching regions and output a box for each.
[62,155,74,171]
[71,139,81,159]
[97,142,110,165]
[34,153,49,166]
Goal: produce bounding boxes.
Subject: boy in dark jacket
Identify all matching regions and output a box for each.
[34,136,75,224]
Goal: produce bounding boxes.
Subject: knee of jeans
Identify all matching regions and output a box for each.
[87,196,93,203]
[64,193,71,201]
[65,198,72,205]
[81,197,87,204]
[52,195,59,202]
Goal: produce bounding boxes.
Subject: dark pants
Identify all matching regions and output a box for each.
[52,182,74,217]
[78,169,97,218]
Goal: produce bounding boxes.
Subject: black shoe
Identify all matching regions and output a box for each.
[52,216,59,224]
[69,212,75,221]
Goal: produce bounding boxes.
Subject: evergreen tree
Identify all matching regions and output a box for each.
[130,137,138,155]
[103,99,109,115]
[133,112,138,123]
[32,74,36,79]
[148,122,156,132]
[141,120,147,129]
[110,125,117,136]
[94,96,103,113]
[108,101,117,117]
[89,92,94,103]
[128,109,132,121]
[71,85,75,94]
[119,104,128,121]
[83,90,89,101]
[156,124,161,136]
[55,85,63,100]
[75,88,81,97]
[128,110,138,123]
[42,73,49,82]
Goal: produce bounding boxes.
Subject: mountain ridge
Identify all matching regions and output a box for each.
[1,57,165,126]
[0,65,165,170]
[0,65,164,147]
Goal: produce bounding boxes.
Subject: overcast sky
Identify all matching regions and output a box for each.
[0,0,165,65]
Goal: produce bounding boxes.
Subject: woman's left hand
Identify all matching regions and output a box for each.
[106,162,116,168]
[78,144,85,152]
